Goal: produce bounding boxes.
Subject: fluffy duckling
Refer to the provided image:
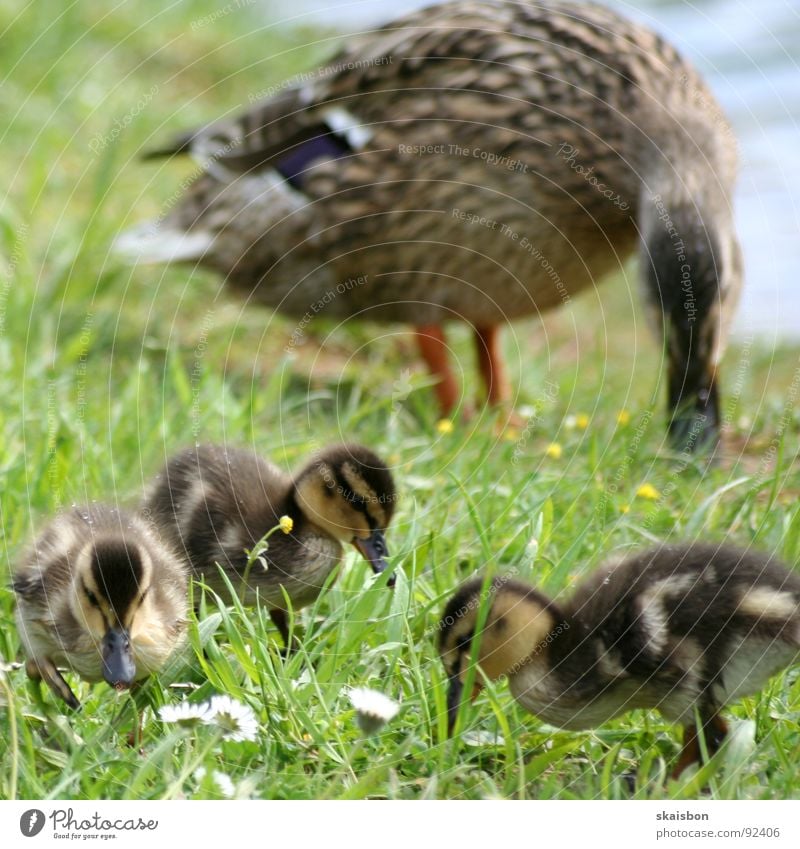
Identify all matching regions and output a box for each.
[440,544,800,777]
[141,443,396,646]
[119,0,741,448]
[13,505,188,708]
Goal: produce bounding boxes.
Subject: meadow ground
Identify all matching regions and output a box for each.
[1,0,799,800]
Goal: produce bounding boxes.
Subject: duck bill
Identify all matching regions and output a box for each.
[446,674,464,736]
[353,529,394,587]
[447,676,484,735]
[101,627,136,689]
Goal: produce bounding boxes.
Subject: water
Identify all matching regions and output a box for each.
[267,0,800,340]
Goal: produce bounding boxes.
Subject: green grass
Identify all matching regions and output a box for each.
[2,0,800,800]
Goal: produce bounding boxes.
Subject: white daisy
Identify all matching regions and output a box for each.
[158,700,212,728]
[206,694,259,742]
[348,687,400,734]
[194,767,236,798]
[0,659,19,678]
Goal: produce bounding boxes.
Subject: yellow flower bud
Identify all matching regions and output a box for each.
[636,483,660,501]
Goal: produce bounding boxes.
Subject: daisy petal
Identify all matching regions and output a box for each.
[159,701,212,728]
[195,767,236,798]
[206,694,259,742]
[348,687,400,734]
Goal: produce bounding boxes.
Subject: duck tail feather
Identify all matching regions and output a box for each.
[114,223,213,264]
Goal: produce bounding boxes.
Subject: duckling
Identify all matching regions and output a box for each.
[141,443,396,647]
[119,0,741,448]
[440,544,800,777]
[13,505,188,709]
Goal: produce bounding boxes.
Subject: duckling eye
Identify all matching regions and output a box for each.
[85,588,100,608]
[455,630,474,652]
[346,492,368,511]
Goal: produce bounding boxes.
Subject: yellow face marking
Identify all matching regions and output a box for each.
[340,462,386,528]
[441,589,556,684]
[479,592,555,681]
[128,592,159,643]
[296,467,371,542]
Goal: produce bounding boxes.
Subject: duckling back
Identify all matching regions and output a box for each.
[546,544,800,726]
[442,543,799,775]
[142,444,342,610]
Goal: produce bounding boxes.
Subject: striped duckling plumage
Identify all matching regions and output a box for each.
[439,544,800,777]
[141,443,396,647]
[13,505,188,708]
[121,0,741,448]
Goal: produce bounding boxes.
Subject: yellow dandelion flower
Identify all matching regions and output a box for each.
[504,427,520,442]
[617,410,631,425]
[620,504,630,514]
[279,515,294,534]
[436,419,454,434]
[545,442,563,459]
[636,483,660,500]
[575,413,590,429]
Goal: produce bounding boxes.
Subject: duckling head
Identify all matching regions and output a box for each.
[438,576,556,733]
[294,444,396,581]
[71,537,154,690]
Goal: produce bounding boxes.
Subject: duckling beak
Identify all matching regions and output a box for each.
[447,675,484,735]
[101,627,136,690]
[353,529,394,587]
[446,674,464,735]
